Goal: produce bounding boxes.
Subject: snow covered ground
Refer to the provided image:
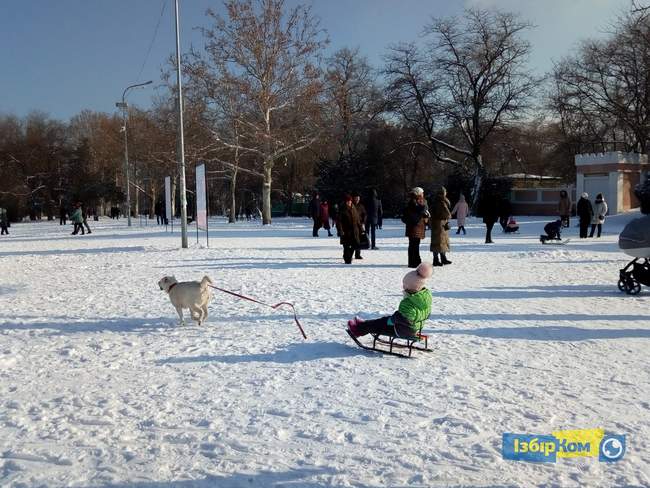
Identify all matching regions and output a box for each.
[0,213,648,488]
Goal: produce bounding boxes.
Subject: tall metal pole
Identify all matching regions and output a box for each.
[175,0,188,248]
[121,102,131,227]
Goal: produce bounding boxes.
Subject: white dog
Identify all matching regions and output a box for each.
[158,275,213,325]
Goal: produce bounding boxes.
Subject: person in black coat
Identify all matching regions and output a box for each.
[365,189,383,250]
[542,219,563,241]
[402,187,429,268]
[353,193,367,259]
[308,192,321,237]
[478,189,499,244]
[576,192,594,238]
[336,194,361,264]
[59,203,67,226]
[155,200,163,225]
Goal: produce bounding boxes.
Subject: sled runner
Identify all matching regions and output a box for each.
[346,329,432,358]
[540,235,570,245]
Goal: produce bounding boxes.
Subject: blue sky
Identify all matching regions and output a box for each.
[0,0,624,120]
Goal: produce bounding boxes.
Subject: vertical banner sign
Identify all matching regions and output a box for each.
[164,176,172,230]
[195,163,207,230]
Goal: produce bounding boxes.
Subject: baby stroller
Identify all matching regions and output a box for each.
[618,215,650,295]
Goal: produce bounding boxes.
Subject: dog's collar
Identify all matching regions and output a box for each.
[168,283,177,292]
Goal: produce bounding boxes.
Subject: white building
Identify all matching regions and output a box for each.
[575,151,649,214]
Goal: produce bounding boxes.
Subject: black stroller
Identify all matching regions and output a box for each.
[618,215,650,295]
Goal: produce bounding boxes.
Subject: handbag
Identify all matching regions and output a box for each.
[359,232,370,249]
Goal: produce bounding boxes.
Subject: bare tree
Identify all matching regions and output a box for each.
[385,8,537,205]
[551,7,650,153]
[323,47,382,159]
[192,0,327,224]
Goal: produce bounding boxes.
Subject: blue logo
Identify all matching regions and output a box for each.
[503,430,626,463]
[599,435,626,462]
[502,434,558,462]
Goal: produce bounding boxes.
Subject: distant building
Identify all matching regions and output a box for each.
[575,152,649,214]
[506,174,573,216]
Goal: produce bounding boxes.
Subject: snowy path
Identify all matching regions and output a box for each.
[0,215,648,487]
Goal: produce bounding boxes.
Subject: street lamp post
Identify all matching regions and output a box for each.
[174,0,189,248]
[116,80,152,227]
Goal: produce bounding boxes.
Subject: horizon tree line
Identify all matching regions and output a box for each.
[1,0,648,223]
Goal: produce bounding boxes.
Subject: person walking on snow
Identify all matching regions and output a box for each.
[589,193,608,238]
[0,207,9,235]
[59,203,67,226]
[353,193,367,259]
[319,200,333,237]
[429,187,452,266]
[336,194,361,264]
[347,262,433,338]
[451,194,469,235]
[70,203,84,235]
[577,192,593,238]
[308,192,321,237]
[479,188,499,244]
[403,187,429,268]
[81,203,92,234]
[365,189,382,249]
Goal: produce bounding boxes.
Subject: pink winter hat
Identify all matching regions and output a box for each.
[402,262,433,292]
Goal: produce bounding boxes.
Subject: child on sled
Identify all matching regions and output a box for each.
[504,217,519,233]
[347,262,433,339]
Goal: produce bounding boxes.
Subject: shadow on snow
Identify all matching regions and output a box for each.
[429,325,650,341]
[157,341,363,365]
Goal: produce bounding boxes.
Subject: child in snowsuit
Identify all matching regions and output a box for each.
[504,217,519,233]
[542,219,563,242]
[347,262,433,338]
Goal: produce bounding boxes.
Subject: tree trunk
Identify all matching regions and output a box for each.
[262,162,272,225]
[470,155,485,214]
[148,183,154,219]
[229,172,237,224]
[171,174,177,218]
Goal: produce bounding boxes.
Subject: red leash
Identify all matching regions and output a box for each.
[208,284,307,339]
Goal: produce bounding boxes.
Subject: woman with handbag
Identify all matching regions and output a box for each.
[430,187,452,266]
[589,193,608,238]
[403,188,429,268]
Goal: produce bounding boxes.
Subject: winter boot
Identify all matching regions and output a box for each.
[347,317,365,337]
[440,253,452,265]
[347,319,359,336]
[433,253,443,267]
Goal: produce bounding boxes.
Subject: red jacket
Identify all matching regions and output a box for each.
[319,202,330,222]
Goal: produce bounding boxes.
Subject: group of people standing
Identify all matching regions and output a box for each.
[403,187,455,268]
[60,202,92,235]
[310,190,383,264]
[576,192,608,238]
